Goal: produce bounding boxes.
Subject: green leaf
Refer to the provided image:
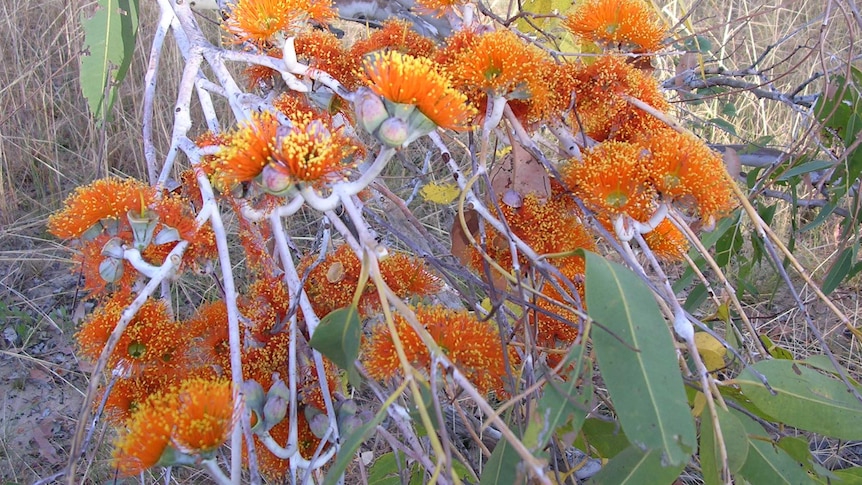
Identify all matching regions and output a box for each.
[310,305,362,386]
[699,406,749,485]
[833,467,862,484]
[580,418,630,459]
[758,335,794,360]
[709,117,738,136]
[732,409,815,485]
[481,438,526,485]
[822,245,857,295]
[79,0,139,123]
[523,344,591,453]
[777,436,836,479]
[736,359,862,440]
[323,397,390,485]
[586,446,685,485]
[775,160,834,181]
[368,452,409,485]
[583,252,697,466]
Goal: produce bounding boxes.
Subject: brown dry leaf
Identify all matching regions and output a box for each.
[722,146,742,180]
[489,126,551,205]
[449,210,509,291]
[450,209,479,269]
[675,52,699,88]
[28,367,50,383]
[32,418,62,465]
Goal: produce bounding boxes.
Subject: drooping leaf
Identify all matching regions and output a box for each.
[758,334,794,360]
[821,244,857,295]
[775,159,835,181]
[586,446,685,485]
[736,359,862,440]
[481,437,527,485]
[368,452,409,485]
[309,305,362,386]
[79,0,139,123]
[832,467,862,484]
[731,409,815,485]
[699,405,749,485]
[323,396,390,485]
[579,418,630,459]
[583,251,696,466]
[523,343,591,453]
[777,436,836,479]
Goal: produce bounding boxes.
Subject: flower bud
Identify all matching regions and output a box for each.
[340,415,363,435]
[337,399,358,418]
[305,407,330,439]
[354,87,388,135]
[262,394,287,430]
[377,117,409,148]
[100,237,125,259]
[267,374,290,401]
[259,163,293,195]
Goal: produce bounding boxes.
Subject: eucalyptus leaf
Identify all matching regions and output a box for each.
[737,359,862,440]
[583,251,696,466]
[309,305,362,386]
[586,446,685,485]
[80,0,139,123]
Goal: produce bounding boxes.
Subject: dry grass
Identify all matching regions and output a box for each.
[0,0,860,482]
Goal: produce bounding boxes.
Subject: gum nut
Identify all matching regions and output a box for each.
[377,117,409,148]
[355,88,388,134]
[260,164,293,194]
[263,394,287,429]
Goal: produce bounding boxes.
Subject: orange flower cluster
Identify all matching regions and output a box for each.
[469,194,595,276]
[48,178,215,296]
[441,29,556,124]
[561,133,735,241]
[360,50,475,132]
[362,305,509,394]
[223,0,335,46]
[564,0,666,53]
[113,377,236,476]
[213,108,359,193]
[300,244,441,317]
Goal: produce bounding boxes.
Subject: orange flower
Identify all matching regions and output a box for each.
[470,194,595,274]
[214,112,280,187]
[173,378,237,455]
[76,294,185,377]
[361,50,475,131]
[185,300,231,371]
[446,29,554,124]
[48,178,155,240]
[301,244,440,318]
[268,112,358,187]
[362,306,507,394]
[643,218,689,260]
[416,0,464,15]
[295,30,359,89]
[350,20,436,60]
[568,55,668,141]
[242,331,291,389]
[563,141,653,217]
[113,391,177,476]
[245,47,282,89]
[643,129,735,219]
[564,0,666,53]
[224,0,335,46]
